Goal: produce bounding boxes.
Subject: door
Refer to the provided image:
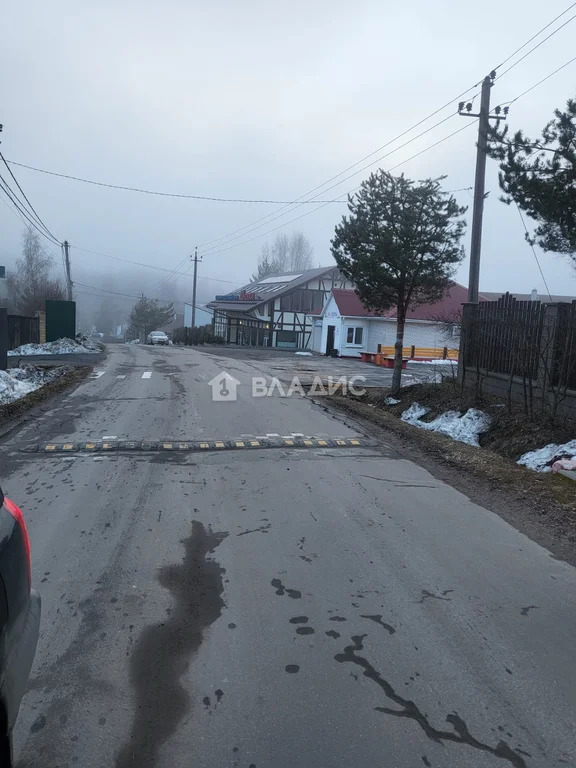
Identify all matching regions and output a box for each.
[325,325,335,355]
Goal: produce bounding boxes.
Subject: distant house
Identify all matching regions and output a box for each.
[207,267,354,348]
[312,282,471,359]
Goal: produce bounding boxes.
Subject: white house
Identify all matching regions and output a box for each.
[313,285,467,359]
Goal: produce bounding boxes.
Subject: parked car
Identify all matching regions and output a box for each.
[147,331,169,345]
[0,486,41,767]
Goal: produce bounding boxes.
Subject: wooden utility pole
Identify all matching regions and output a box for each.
[63,240,73,301]
[0,308,7,371]
[459,73,507,302]
[191,248,202,329]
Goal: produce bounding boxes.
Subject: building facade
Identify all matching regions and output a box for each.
[313,285,467,358]
[207,267,354,348]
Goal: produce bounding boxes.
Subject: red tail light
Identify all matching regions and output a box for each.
[4,497,32,590]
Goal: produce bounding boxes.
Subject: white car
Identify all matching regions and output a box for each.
[147,331,169,345]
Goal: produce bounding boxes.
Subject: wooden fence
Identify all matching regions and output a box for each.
[463,293,545,379]
[8,314,39,349]
[460,294,576,419]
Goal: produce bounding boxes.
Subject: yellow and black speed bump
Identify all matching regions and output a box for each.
[25,437,375,455]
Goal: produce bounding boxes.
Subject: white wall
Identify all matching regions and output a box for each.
[311,319,323,351]
[366,318,459,351]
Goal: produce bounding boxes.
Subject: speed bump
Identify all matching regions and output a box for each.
[26,436,373,455]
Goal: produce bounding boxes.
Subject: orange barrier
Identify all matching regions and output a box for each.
[377,346,458,360]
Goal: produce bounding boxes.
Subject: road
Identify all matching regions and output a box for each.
[1,343,575,768]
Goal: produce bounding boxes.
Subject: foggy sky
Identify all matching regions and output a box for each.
[2,0,576,308]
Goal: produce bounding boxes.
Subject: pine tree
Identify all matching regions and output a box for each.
[331,171,466,394]
[488,97,576,258]
[128,297,174,340]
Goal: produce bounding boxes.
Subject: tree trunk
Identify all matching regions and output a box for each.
[391,311,406,396]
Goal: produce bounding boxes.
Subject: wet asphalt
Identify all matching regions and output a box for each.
[2,343,575,768]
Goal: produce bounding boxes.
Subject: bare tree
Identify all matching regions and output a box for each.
[6,228,66,315]
[288,232,314,271]
[430,307,462,340]
[251,232,314,281]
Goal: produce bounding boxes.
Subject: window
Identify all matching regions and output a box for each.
[346,327,364,345]
[280,290,324,312]
[276,330,298,348]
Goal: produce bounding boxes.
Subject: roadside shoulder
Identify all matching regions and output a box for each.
[0,366,92,441]
[324,393,576,568]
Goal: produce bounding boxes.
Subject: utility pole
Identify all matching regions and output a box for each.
[63,240,73,301]
[459,73,507,302]
[191,247,202,329]
[0,266,7,370]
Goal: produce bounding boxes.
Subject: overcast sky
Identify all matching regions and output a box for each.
[2,0,576,307]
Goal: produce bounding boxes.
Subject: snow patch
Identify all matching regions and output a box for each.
[295,351,313,356]
[401,403,490,447]
[384,396,401,405]
[518,439,576,473]
[407,360,458,366]
[0,371,37,404]
[8,337,100,356]
[0,366,67,405]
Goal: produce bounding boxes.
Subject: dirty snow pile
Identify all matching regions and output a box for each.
[407,359,458,366]
[401,403,491,447]
[0,366,66,406]
[8,337,100,356]
[518,440,576,473]
[0,371,38,405]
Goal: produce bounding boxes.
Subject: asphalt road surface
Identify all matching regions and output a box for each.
[1,344,575,768]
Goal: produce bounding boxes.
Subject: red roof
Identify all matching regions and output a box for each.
[330,283,473,320]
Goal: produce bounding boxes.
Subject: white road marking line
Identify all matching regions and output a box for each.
[142,371,152,379]
[90,371,105,379]
[266,433,280,437]
[116,375,126,380]
[103,435,117,440]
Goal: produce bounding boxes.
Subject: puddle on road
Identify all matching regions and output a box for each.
[115,521,228,768]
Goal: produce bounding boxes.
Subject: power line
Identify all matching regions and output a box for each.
[200,112,463,255]
[496,11,576,80]
[492,2,576,72]
[3,160,347,204]
[200,51,576,261]
[499,54,576,107]
[156,254,191,289]
[0,152,60,241]
[194,10,576,258]
[515,202,552,301]
[74,281,176,303]
[0,174,60,246]
[71,245,239,283]
[203,122,476,258]
[0,185,31,229]
[195,93,481,251]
